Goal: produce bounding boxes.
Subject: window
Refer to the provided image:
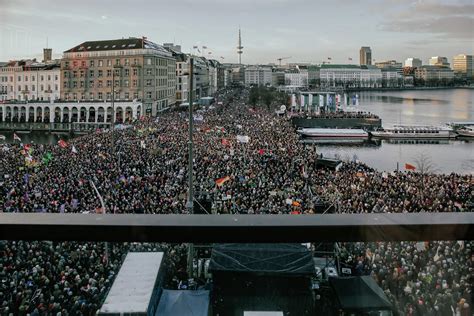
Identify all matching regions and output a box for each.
[40,85,44,91]
[55,75,58,81]
[73,81,78,88]
[41,75,44,81]
[80,71,84,78]
[98,70,103,77]
[63,82,68,88]
[146,58,152,65]
[89,92,94,100]
[133,92,138,99]
[89,70,94,77]
[90,60,95,67]
[115,59,120,66]
[125,92,129,99]
[146,79,152,86]
[31,85,35,91]
[64,61,69,68]
[25,76,28,82]
[73,93,77,100]
[55,84,58,91]
[114,69,120,76]
[114,80,119,87]
[98,80,103,88]
[72,71,77,78]
[107,80,112,87]
[89,80,94,88]
[146,69,152,75]
[107,60,112,66]
[124,79,129,87]
[107,70,112,77]
[18,85,21,91]
[32,76,35,81]
[125,59,129,66]
[133,79,137,87]
[133,69,138,76]
[133,59,138,65]
[18,76,21,82]
[98,92,103,100]
[81,93,85,100]
[106,92,111,100]
[98,60,103,67]
[80,81,85,88]
[124,69,130,76]
[146,91,152,99]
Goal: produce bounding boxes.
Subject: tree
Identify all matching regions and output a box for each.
[414,152,438,175]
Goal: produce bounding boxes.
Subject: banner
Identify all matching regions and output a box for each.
[236,135,250,143]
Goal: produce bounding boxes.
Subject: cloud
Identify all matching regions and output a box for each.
[381,16,474,39]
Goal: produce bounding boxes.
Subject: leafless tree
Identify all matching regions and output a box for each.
[413,152,439,175]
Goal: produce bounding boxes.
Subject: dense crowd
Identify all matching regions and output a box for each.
[0,87,472,315]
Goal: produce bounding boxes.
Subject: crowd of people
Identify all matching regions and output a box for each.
[0,87,472,315]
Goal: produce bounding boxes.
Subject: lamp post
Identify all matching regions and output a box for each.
[186,57,195,278]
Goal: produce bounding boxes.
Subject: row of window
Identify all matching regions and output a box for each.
[65,57,173,69]
[12,84,58,92]
[2,75,59,82]
[64,79,138,88]
[63,89,171,101]
[64,68,175,78]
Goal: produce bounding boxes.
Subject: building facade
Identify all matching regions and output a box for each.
[452,54,473,79]
[375,60,403,75]
[415,66,454,84]
[381,68,402,87]
[429,56,450,68]
[61,37,176,116]
[319,64,382,88]
[359,47,372,65]
[284,71,309,88]
[404,58,422,68]
[244,66,272,86]
[0,59,61,102]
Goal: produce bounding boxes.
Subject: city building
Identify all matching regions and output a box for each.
[319,64,382,88]
[271,70,285,87]
[0,51,61,102]
[381,68,402,87]
[360,47,372,65]
[307,65,320,88]
[452,54,473,80]
[375,60,403,74]
[244,66,272,86]
[284,67,309,88]
[429,56,450,68]
[193,57,211,98]
[414,66,454,85]
[404,58,422,68]
[61,37,176,116]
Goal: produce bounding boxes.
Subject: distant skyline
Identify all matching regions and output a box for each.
[0,0,473,65]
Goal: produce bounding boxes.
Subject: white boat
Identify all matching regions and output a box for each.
[297,128,368,138]
[456,126,474,137]
[371,125,456,139]
[0,135,5,141]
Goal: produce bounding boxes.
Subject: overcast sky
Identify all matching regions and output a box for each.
[0,0,472,65]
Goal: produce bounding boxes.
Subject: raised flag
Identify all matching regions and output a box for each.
[13,133,22,142]
[71,145,78,154]
[258,149,265,155]
[236,135,250,143]
[57,139,68,148]
[405,163,416,171]
[215,176,230,187]
[221,138,231,147]
[42,152,53,165]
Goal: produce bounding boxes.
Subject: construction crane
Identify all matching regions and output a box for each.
[277,56,291,66]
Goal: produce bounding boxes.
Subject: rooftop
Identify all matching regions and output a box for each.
[64,37,172,57]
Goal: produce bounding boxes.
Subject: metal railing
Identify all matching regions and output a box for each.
[0,213,472,242]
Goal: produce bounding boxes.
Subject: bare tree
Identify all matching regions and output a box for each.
[413,152,439,175]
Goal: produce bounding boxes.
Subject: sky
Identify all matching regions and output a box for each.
[0,0,473,65]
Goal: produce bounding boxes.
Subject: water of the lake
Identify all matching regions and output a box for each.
[315,89,474,174]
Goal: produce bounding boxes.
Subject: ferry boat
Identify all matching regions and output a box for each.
[297,128,368,138]
[370,125,456,139]
[456,126,474,138]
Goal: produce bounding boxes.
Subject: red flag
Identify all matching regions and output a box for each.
[405,163,416,170]
[23,144,31,152]
[258,149,265,155]
[221,138,230,147]
[57,139,68,148]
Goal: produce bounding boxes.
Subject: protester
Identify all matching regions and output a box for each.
[0,87,471,315]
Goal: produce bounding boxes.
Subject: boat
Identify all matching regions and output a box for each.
[456,126,474,137]
[370,125,456,139]
[0,135,5,141]
[297,128,368,138]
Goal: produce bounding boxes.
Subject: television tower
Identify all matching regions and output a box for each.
[237,27,243,64]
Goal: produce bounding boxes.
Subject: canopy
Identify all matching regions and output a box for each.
[329,276,393,311]
[155,290,210,316]
[209,244,315,276]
